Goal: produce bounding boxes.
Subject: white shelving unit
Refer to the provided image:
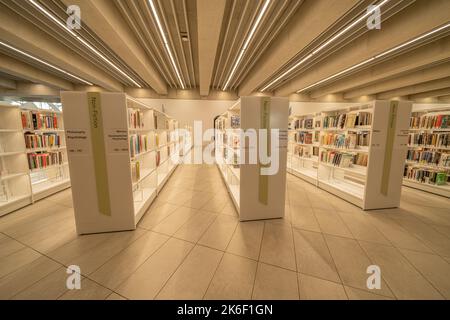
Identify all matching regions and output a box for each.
[215,96,288,221]
[21,108,70,201]
[0,103,32,216]
[61,92,181,234]
[287,101,413,210]
[403,108,450,197]
[287,112,321,186]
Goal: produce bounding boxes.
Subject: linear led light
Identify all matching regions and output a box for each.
[260,0,390,92]
[223,0,271,91]
[148,0,185,89]
[0,40,93,85]
[28,0,142,88]
[296,22,450,93]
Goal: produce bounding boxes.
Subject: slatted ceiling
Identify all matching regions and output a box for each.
[229,0,303,90]
[258,0,418,92]
[114,0,185,89]
[0,0,149,88]
[114,0,175,88]
[210,0,302,91]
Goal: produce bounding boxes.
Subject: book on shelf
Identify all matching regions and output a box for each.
[21,111,58,130]
[27,151,64,170]
[410,114,450,129]
[129,134,148,158]
[404,166,449,186]
[295,132,313,144]
[408,132,449,148]
[156,150,160,167]
[128,109,144,129]
[230,115,240,129]
[131,161,140,183]
[24,133,61,149]
[320,150,368,168]
[406,150,450,167]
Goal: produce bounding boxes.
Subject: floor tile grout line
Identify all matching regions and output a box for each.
[392,243,446,300]
[250,222,266,300]
[92,234,173,298]
[201,215,240,300]
[316,229,350,300]
[289,219,301,299]
[152,238,196,300]
[355,239,398,300]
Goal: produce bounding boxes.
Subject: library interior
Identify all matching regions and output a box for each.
[0,0,449,301]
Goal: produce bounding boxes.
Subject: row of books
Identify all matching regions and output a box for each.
[21,111,59,130]
[321,112,372,129]
[294,132,313,145]
[128,109,145,129]
[408,133,449,148]
[131,161,141,183]
[293,118,314,130]
[293,145,314,158]
[24,133,62,149]
[404,166,448,186]
[410,114,449,129]
[130,134,149,158]
[230,115,240,129]
[320,132,370,149]
[27,151,64,170]
[406,150,450,168]
[320,151,354,168]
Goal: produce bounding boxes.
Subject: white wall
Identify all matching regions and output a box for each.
[138,98,236,131]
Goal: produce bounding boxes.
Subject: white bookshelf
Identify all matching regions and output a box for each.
[21,108,70,201]
[61,92,181,234]
[215,96,288,221]
[287,112,321,186]
[288,101,412,210]
[0,103,32,216]
[403,108,450,197]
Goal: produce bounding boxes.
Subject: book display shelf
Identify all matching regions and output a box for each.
[403,108,450,197]
[0,103,32,216]
[287,112,321,185]
[0,103,71,216]
[288,101,413,210]
[21,108,70,201]
[61,92,181,234]
[215,96,289,221]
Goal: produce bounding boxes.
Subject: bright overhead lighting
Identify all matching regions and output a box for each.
[296,23,450,93]
[148,0,185,89]
[28,0,142,88]
[0,40,93,85]
[260,0,390,92]
[223,0,271,91]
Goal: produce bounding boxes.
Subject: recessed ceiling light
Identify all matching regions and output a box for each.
[0,40,93,86]
[223,0,271,91]
[148,0,186,89]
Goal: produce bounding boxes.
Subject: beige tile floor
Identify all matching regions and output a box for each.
[0,163,449,300]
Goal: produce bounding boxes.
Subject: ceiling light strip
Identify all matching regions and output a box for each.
[296,23,450,93]
[0,40,93,85]
[260,0,390,92]
[223,0,271,91]
[148,0,185,89]
[28,0,142,88]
